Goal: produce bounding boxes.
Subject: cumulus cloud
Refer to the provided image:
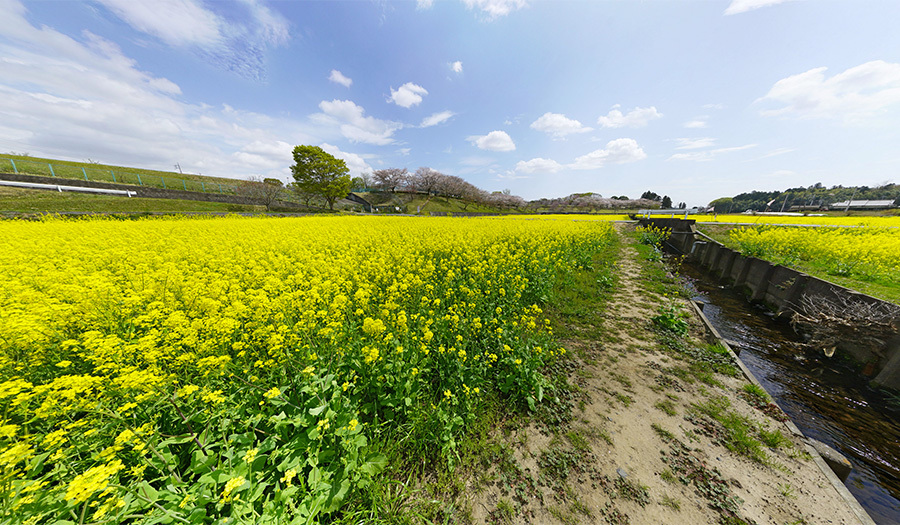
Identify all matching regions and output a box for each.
[515,158,562,174]
[758,60,900,121]
[314,99,401,145]
[683,117,708,128]
[389,82,428,108]
[668,144,757,162]
[724,0,794,15]
[0,0,326,181]
[93,0,289,80]
[530,112,592,139]
[451,61,463,73]
[597,106,662,128]
[462,0,528,20]
[420,111,456,127]
[569,139,646,170]
[319,142,373,175]
[674,137,716,150]
[329,69,352,88]
[467,130,516,152]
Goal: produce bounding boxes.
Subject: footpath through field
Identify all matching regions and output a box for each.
[467,223,866,524]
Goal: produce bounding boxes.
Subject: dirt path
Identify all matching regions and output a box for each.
[467,224,864,524]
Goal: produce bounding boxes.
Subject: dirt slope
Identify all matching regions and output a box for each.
[466,224,863,525]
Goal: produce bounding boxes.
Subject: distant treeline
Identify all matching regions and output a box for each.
[709,183,900,212]
[357,168,671,211]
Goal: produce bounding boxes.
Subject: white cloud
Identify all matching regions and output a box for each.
[597,106,662,128]
[389,82,428,108]
[421,110,456,127]
[93,0,289,80]
[467,130,516,152]
[462,0,528,20]
[668,144,757,162]
[569,138,646,170]
[724,0,794,15]
[319,143,373,175]
[314,99,401,145]
[754,147,796,160]
[515,158,562,174]
[329,70,352,88]
[530,112,592,139]
[416,0,434,9]
[451,60,463,73]
[683,117,708,128]
[758,60,900,121]
[674,137,716,150]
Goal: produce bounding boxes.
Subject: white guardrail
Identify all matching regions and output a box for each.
[0,179,137,197]
[637,208,697,219]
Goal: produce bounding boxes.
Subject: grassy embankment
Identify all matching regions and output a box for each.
[0,187,265,214]
[1,154,239,190]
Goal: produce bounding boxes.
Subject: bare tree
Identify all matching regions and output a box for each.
[236,176,284,211]
[372,168,408,192]
[412,167,443,195]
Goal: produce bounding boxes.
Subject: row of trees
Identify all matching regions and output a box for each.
[355,167,527,210]
[709,183,900,213]
[237,145,688,213]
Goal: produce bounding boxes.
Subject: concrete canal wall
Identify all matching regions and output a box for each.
[639,218,900,390]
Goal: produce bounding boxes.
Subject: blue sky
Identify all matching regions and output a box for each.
[1,0,899,206]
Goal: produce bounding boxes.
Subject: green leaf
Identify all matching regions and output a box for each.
[324,478,351,513]
[358,453,387,477]
[309,404,327,416]
[190,450,216,474]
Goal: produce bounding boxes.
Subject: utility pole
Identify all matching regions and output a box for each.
[845,188,858,213]
[174,163,183,174]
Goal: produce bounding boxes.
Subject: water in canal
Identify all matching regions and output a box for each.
[679,262,900,524]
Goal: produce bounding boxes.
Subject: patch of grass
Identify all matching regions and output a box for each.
[741,383,770,403]
[659,468,677,484]
[615,477,650,507]
[652,423,676,443]
[779,483,796,499]
[759,427,792,449]
[611,372,632,388]
[615,392,634,407]
[655,400,678,416]
[688,397,770,464]
[660,494,681,510]
[549,505,579,525]
[494,498,515,523]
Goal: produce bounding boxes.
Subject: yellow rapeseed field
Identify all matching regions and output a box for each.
[0,214,615,523]
[695,213,900,228]
[728,225,900,283]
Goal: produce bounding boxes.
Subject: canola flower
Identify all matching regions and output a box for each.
[0,214,615,522]
[728,225,900,284]
[696,213,900,228]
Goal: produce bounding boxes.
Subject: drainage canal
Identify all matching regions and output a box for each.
[679,262,900,524]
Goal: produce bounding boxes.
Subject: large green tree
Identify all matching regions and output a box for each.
[291,145,352,210]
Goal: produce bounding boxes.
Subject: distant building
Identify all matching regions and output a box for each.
[829,200,896,210]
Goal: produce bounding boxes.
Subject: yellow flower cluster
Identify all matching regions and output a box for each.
[729,225,900,283]
[698,214,900,228]
[0,214,614,521]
